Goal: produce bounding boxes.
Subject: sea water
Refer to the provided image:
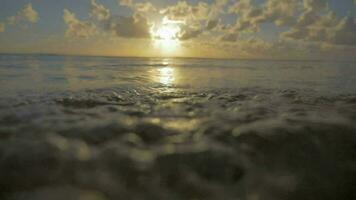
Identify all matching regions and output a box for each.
[1,54,356,200]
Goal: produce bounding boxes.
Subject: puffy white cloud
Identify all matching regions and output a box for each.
[118,0,156,13]
[228,0,264,33]
[160,1,211,22]
[0,23,5,32]
[303,0,326,11]
[209,0,228,19]
[158,1,229,41]
[82,0,154,39]
[134,2,157,13]
[106,13,151,38]
[229,0,300,33]
[281,1,356,47]
[161,0,295,42]
[281,10,337,41]
[296,0,327,27]
[109,0,356,49]
[91,0,110,21]
[262,0,299,26]
[222,0,352,49]
[63,0,152,39]
[228,0,251,14]
[63,9,97,38]
[7,3,39,25]
[178,27,203,40]
[175,19,221,41]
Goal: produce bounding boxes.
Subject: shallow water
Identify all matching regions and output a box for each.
[1,54,356,200]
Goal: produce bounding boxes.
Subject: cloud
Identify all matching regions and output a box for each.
[158,0,300,41]
[304,0,327,10]
[209,0,228,18]
[212,37,277,58]
[59,0,356,55]
[262,0,299,26]
[282,10,336,40]
[0,23,5,32]
[228,0,252,14]
[63,9,97,38]
[281,1,356,47]
[222,0,353,48]
[7,3,39,25]
[220,32,239,42]
[106,13,151,38]
[118,0,156,13]
[134,2,157,13]
[178,28,203,40]
[78,0,356,60]
[228,0,300,33]
[239,38,273,53]
[160,1,210,22]
[91,0,111,21]
[88,0,155,38]
[228,0,264,32]
[297,0,327,27]
[158,1,225,40]
[176,19,220,40]
[206,19,219,31]
[64,0,151,39]
[269,0,331,44]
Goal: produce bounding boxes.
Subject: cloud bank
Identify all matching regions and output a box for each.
[1,0,355,59]
[60,0,355,59]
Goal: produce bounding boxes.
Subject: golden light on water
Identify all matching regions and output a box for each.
[158,67,175,85]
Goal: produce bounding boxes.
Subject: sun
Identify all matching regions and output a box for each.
[152,18,182,54]
[155,24,180,40]
[153,17,182,41]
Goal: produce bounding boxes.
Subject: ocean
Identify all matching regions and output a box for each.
[1,54,356,199]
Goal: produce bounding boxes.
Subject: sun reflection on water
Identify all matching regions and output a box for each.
[158,67,175,86]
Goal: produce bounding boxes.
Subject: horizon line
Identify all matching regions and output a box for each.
[0,52,355,63]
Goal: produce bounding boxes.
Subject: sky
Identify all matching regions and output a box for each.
[0,0,355,60]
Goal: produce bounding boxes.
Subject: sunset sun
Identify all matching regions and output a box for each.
[155,24,180,40]
[152,18,182,53]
